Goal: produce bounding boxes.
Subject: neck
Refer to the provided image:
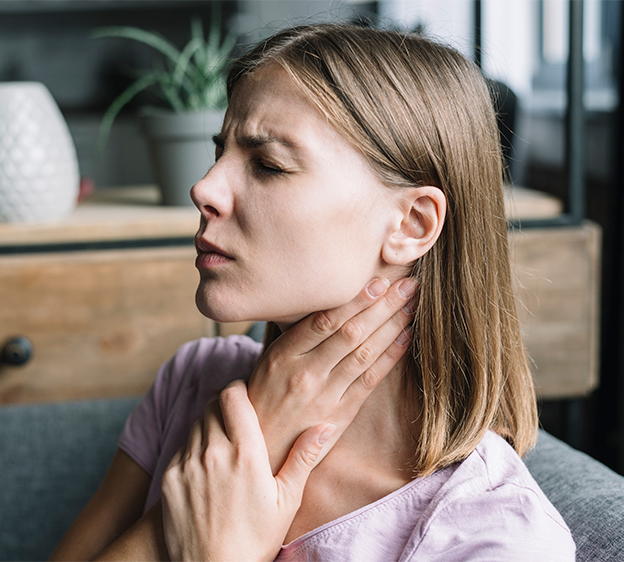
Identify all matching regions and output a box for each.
[284,355,420,543]
[328,355,419,478]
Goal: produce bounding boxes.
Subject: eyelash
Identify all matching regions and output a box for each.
[253,159,284,176]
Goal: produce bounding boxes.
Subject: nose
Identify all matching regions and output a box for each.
[190,160,234,220]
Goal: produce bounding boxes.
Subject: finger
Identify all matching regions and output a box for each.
[276,423,336,508]
[307,277,416,375]
[341,328,412,414]
[165,445,186,472]
[202,399,226,450]
[185,418,205,455]
[328,305,412,393]
[279,277,392,355]
[218,380,265,452]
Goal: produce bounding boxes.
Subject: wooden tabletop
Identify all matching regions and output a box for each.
[0,186,199,247]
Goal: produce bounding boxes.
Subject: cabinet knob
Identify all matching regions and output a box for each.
[1,336,33,366]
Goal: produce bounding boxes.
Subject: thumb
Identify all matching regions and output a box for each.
[275,424,336,506]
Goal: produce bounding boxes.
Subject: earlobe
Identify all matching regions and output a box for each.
[381,186,446,266]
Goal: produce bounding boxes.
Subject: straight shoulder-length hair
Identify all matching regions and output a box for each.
[227,23,538,476]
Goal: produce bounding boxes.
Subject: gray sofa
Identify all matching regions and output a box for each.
[1,397,623,561]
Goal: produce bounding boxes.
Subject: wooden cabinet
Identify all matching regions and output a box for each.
[510,222,601,398]
[0,186,601,404]
[0,187,253,404]
[0,246,211,403]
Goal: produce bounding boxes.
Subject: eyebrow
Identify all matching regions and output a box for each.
[212,133,297,150]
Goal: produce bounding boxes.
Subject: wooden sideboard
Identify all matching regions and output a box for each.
[0,186,600,404]
[0,187,253,404]
[510,222,600,398]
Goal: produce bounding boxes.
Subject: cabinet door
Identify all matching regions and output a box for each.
[0,246,214,404]
[510,222,601,398]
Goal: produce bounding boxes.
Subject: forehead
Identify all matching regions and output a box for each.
[223,64,342,147]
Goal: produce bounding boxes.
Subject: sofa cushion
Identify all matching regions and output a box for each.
[0,397,139,562]
[524,430,624,561]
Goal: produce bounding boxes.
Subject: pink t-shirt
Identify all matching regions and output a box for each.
[119,336,575,561]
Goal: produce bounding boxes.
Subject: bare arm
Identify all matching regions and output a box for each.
[49,449,166,561]
[94,501,168,561]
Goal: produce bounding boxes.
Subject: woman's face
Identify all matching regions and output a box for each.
[192,65,399,327]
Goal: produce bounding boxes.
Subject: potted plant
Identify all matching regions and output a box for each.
[94,15,236,206]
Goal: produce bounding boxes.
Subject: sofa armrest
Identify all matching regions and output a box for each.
[525,430,624,562]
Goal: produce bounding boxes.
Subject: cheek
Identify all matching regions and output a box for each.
[273,196,385,295]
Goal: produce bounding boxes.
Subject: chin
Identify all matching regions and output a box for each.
[195,288,242,323]
[194,277,363,328]
[195,286,314,328]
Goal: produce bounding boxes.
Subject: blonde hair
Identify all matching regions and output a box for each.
[228,24,537,475]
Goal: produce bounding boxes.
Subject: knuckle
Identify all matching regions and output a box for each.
[161,466,178,488]
[339,319,363,345]
[353,343,375,367]
[263,352,285,377]
[201,444,225,470]
[360,368,382,391]
[298,447,318,469]
[311,311,336,335]
[285,369,315,394]
[219,384,240,408]
[161,475,174,496]
[235,444,255,468]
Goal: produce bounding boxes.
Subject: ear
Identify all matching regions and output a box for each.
[381,186,446,266]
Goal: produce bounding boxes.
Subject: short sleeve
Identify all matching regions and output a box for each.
[117,353,177,476]
[116,336,263,481]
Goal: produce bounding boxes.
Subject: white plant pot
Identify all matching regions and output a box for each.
[141,110,225,207]
[0,82,79,223]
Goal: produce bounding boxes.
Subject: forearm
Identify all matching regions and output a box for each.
[49,450,155,562]
[95,502,169,561]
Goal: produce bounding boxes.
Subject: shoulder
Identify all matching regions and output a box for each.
[407,431,576,561]
[165,334,263,378]
[118,335,262,475]
[160,335,263,402]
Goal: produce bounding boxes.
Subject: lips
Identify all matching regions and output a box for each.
[195,238,234,269]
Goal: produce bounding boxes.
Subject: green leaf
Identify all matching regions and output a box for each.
[172,37,205,88]
[94,73,159,157]
[93,12,236,141]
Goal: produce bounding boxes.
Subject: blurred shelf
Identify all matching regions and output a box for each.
[0,184,560,250]
[0,186,199,249]
[504,185,563,220]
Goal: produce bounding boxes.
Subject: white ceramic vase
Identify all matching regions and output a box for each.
[0,82,79,223]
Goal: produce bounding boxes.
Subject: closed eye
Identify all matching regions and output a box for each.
[254,159,284,176]
[212,134,287,177]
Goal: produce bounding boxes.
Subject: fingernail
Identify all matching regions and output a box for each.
[318,424,337,445]
[398,278,417,299]
[402,301,415,315]
[395,330,411,346]
[366,277,390,298]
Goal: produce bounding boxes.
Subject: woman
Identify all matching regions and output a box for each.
[51,24,575,561]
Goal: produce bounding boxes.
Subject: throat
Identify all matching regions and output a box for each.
[284,366,418,545]
[284,438,415,545]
